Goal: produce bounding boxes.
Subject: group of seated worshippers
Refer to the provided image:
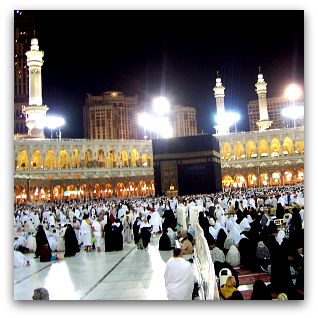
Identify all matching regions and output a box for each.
[194,203,304,300]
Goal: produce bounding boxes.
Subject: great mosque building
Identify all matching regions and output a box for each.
[14,37,155,203]
[13,37,304,203]
[213,71,304,189]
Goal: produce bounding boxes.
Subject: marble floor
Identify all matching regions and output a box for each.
[14,235,173,300]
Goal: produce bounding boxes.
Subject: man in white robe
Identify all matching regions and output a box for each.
[150,210,162,233]
[92,218,103,252]
[164,248,194,300]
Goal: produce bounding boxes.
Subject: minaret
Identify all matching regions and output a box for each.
[22,37,49,138]
[213,71,229,135]
[255,67,272,131]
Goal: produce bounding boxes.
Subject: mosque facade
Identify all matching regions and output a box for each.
[13,37,304,203]
[212,70,304,190]
[14,138,155,202]
[216,127,304,189]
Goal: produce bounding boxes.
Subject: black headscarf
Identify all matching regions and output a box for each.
[159,229,172,251]
[250,279,272,300]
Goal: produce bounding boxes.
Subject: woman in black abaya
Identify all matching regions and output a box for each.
[34,224,51,260]
[133,216,142,247]
[139,218,152,249]
[112,218,124,251]
[104,217,114,252]
[64,224,80,257]
[267,235,293,294]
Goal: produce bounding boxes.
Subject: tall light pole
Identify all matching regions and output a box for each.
[153,96,170,139]
[45,116,65,140]
[215,111,240,133]
[285,84,303,128]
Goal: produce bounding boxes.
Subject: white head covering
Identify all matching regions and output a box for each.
[210,247,225,263]
[239,218,251,231]
[213,221,222,236]
[209,226,218,240]
[226,245,240,267]
[224,234,236,250]
[225,219,234,232]
[276,230,285,245]
[230,226,241,245]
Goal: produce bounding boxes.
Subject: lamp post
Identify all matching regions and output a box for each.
[153,96,170,139]
[215,111,240,133]
[45,116,65,140]
[285,84,303,128]
[137,97,173,139]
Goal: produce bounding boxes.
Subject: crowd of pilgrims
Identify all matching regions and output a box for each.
[14,185,304,300]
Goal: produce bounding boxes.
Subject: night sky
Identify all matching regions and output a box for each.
[18,10,304,138]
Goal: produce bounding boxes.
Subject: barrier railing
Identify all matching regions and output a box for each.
[189,206,219,300]
[176,207,187,232]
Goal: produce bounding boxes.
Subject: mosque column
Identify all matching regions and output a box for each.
[26,177,30,201]
[255,68,273,131]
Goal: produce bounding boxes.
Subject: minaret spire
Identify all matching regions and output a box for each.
[213,71,229,135]
[22,37,49,138]
[255,68,272,131]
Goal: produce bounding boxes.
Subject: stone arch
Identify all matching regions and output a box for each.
[234,141,245,160]
[97,149,106,168]
[233,174,246,188]
[31,187,41,202]
[119,149,129,167]
[105,183,113,197]
[53,185,64,200]
[222,143,232,160]
[258,139,269,157]
[148,180,155,196]
[17,149,29,170]
[222,175,234,188]
[271,171,282,186]
[108,149,117,168]
[148,154,153,167]
[93,183,101,198]
[260,173,269,186]
[71,149,81,169]
[84,149,93,168]
[138,180,148,196]
[141,154,148,167]
[44,149,57,169]
[131,148,140,167]
[65,184,78,199]
[31,149,42,169]
[116,182,125,197]
[297,169,304,183]
[270,138,282,157]
[127,181,137,197]
[295,141,304,154]
[58,149,69,169]
[283,170,294,185]
[247,173,258,187]
[246,140,257,158]
[282,137,294,155]
[79,184,89,198]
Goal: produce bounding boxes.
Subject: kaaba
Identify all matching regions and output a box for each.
[152,134,222,196]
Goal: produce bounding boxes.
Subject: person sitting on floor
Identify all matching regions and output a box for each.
[220,276,237,300]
